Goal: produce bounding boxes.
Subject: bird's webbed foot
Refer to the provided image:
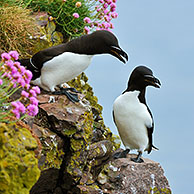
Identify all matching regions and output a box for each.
[131,151,144,163]
[113,149,130,159]
[53,88,79,103]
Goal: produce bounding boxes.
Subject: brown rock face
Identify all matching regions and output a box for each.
[97,154,171,194]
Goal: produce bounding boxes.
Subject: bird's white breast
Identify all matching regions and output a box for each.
[113,91,152,151]
[40,52,93,91]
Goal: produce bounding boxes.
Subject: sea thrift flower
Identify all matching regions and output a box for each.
[75,2,82,8]
[84,26,90,34]
[104,9,109,15]
[105,0,112,4]
[0,79,3,85]
[9,51,19,60]
[21,90,29,98]
[111,12,118,18]
[13,61,21,69]
[29,97,39,106]
[24,70,32,83]
[19,65,25,74]
[27,104,39,116]
[109,22,114,29]
[110,2,116,8]
[84,17,91,23]
[11,101,19,109]
[1,53,11,61]
[11,109,20,119]
[17,101,26,114]
[29,89,37,97]
[104,15,111,22]
[32,86,41,94]
[18,78,26,88]
[73,13,79,19]
[103,3,108,8]
[99,0,104,3]
[96,8,101,12]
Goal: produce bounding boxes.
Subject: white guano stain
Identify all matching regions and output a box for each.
[150,174,155,194]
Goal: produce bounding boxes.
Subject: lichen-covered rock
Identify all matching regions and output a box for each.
[0,123,40,194]
[29,73,171,193]
[30,74,120,193]
[97,153,171,194]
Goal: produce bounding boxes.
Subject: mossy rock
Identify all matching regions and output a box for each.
[0,123,40,194]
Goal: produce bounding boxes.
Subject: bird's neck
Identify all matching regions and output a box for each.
[124,86,147,105]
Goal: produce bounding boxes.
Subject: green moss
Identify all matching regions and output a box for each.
[148,187,171,194]
[0,123,40,194]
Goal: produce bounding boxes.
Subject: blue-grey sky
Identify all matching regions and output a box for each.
[85,0,194,193]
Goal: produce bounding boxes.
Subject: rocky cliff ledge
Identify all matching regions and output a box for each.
[24,73,171,194]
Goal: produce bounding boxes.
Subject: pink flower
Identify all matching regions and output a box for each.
[9,51,19,60]
[109,22,114,29]
[27,104,39,116]
[104,9,109,15]
[29,89,37,97]
[84,26,90,34]
[25,84,30,90]
[110,2,116,8]
[13,61,21,69]
[111,12,118,18]
[0,79,3,85]
[32,86,41,94]
[103,3,108,8]
[11,66,18,75]
[110,3,116,12]
[11,101,19,109]
[1,53,11,61]
[84,17,91,23]
[5,60,14,68]
[24,70,33,83]
[110,7,116,12]
[11,109,20,119]
[21,90,29,98]
[19,66,25,74]
[97,8,101,12]
[73,13,79,19]
[99,0,104,3]
[12,72,21,80]
[29,97,39,106]
[104,15,111,22]
[105,0,112,4]
[17,101,26,114]
[18,78,26,88]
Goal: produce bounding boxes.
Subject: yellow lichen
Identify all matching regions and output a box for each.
[0,123,40,194]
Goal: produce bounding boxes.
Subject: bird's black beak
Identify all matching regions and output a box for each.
[110,46,128,64]
[144,75,161,88]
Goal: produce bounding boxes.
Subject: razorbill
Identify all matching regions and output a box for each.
[19,30,128,102]
[113,66,161,163]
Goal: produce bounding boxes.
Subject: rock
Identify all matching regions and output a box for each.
[0,122,40,194]
[97,154,172,194]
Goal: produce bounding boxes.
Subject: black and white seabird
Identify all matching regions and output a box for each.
[113,66,161,163]
[19,30,128,102]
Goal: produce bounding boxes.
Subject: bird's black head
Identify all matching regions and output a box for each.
[81,30,128,63]
[124,66,161,92]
